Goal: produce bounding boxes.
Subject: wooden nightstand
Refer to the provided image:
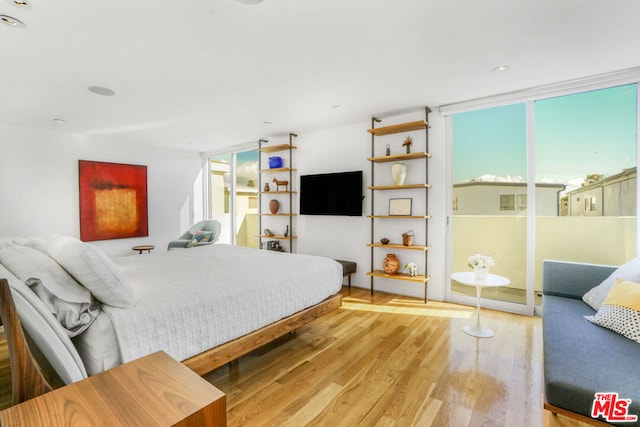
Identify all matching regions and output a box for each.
[0,351,226,426]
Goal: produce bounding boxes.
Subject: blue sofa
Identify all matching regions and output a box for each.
[543,260,640,426]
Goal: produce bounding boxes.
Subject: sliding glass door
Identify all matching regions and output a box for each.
[534,85,637,301]
[209,149,259,248]
[449,83,638,314]
[450,104,530,310]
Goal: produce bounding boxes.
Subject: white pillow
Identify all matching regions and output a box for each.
[0,244,91,304]
[583,258,640,311]
[47,235,135,308]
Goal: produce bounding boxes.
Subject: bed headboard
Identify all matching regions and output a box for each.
[0,265,88,386]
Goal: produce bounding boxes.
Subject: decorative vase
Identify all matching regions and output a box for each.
[402,230,414,246]
[268,156,283,169]
[382,254,400,274]
[474,267,489,281]
[391,162,406,185]
[269,199,280,214]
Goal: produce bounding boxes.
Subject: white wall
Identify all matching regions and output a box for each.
[0,123,202,257]
[296,109,446,301]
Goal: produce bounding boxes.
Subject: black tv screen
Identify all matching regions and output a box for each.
[300,170,363,216]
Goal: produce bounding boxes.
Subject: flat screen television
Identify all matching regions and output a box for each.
[300,170,363,216]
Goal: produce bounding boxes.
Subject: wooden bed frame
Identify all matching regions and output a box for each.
[1,274,342,404]
[184,293,342,375]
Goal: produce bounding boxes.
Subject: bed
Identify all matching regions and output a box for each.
[0,234,343,387]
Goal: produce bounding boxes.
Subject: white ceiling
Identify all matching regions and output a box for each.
[2,0,640,152]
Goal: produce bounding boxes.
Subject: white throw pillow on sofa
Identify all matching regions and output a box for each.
[583,258,640,311]
[47,235,135,308]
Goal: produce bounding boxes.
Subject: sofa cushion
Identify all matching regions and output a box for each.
[583,258,640,311]
[543,295,640,420]
[585,279,640,344]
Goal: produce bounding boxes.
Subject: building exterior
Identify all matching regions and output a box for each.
[453,181,566,216]
[566,167,636,216]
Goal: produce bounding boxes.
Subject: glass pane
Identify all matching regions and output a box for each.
[235,150,259,248]
[210,154,231,244]
[451,103,528,305]
[534,84,637,304]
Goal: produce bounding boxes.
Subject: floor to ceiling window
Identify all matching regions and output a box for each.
[451,104,529,308]
[209,149,259,248]
[448,83,638,314]
[534,84,638,301]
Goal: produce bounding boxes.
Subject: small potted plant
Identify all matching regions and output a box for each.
[467,253,495,280]
[402,135,412,153]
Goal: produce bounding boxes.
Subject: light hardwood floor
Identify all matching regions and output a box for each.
[204,287,590,427]
[0,288,591,426]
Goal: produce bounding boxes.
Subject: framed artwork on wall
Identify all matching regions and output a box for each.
[79,160,148,241]
[389,198,412,216]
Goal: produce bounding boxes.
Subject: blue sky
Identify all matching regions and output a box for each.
[453,84,637,190]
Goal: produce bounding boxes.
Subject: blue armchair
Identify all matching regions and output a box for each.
[167,220,222,250]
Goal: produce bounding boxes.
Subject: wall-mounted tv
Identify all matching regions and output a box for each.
[300,170,363,216]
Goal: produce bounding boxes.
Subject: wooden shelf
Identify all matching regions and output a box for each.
[260,191,297,194]
[259,167,297,173]
[259,213,297,217]
[367,120,430,136]
[367,243,430,251]
[368,215,430,219]
[369,183,431,190]
[259,144,297,153]
[367,270,431,283]
[368,152,431,163]
[256,235,297,240]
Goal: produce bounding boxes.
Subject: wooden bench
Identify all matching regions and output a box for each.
[335,260,357,288]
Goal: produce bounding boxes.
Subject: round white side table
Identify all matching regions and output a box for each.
[451,272,511,338]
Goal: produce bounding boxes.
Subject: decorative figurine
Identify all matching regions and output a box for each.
[402,135,413,153]
[273,177,289,192]
[264,228,274,236]
[385,144,391,156]
[284,225,289,237]
[404,262,418,277]
[264,182,270,192]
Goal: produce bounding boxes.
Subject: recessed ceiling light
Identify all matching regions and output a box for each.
[263,121,272,126]
[88,86,116,96]
[52,118,65,124]
[235,0,264,4]
[0,15,25,27]
[492,65,509,72]
[332,105,343,110]
[6,0,31,7]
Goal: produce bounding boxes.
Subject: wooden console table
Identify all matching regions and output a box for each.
[0,351,226,426]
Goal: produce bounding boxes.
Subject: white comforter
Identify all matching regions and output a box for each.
[103,245,342,364]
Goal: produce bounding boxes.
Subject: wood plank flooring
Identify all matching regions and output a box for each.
[204,287,591,427]
[0,288,592,426]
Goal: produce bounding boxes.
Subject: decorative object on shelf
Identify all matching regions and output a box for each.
[468,253,495,280]
[391,161,406,185]
[404,262,418,277]
[385,144,391,156]
[284,225,289,237]
[268,156,283,168]
[269,199,280,214]
[389,198,412,216]
[272,177,289,192]
[264,228,274,236]
[402,230,414,246]
[402,135,413,153]
[382,253,400,274]
[263,182,270,192]
[380,237,390,245]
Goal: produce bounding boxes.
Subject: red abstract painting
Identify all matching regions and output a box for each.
[79,160,148,241]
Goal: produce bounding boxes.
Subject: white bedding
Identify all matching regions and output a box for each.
[91,245,342,369]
